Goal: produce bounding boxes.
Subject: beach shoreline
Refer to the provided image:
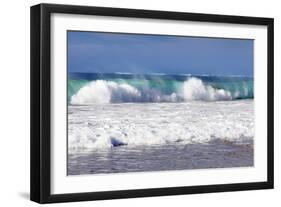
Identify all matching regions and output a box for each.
[68,140,253,175]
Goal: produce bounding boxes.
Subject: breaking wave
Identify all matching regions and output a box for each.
[70,77,252,104]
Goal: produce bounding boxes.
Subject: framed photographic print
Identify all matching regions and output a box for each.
[30,3,274,203]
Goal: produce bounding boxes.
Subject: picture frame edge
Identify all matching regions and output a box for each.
[30,3,274,204]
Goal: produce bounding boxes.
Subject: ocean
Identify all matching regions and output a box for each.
[67,73,254,175]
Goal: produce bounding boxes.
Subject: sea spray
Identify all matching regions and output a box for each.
[181,78,232,101]
[68,73,253,104]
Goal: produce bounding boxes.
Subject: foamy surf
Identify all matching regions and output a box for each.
[68,100,254,154]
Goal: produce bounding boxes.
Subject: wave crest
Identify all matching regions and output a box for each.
[71,80,141,104]
[182,78,232,101]
[70,78,236,104]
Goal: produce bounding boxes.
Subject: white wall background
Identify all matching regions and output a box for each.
[0,0,279,206]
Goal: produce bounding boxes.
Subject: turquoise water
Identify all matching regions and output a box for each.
[68,73,253,103]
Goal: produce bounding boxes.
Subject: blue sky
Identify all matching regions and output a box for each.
[68,31,253,76]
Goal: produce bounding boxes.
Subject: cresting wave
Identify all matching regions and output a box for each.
[70,77,253,104]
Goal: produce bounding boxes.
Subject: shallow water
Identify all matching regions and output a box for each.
[68,140,253,175]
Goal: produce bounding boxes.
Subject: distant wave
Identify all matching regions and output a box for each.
[114,72,134,75]
[70,77,252,104]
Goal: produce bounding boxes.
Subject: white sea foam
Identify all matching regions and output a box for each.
[181,78,232,101]
[71,80,141,104]
[70,78,234,105]
[68,100,254,153]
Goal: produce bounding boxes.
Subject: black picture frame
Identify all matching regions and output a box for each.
[30,3,274,204]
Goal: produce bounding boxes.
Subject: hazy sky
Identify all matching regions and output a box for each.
[68,31,253,76]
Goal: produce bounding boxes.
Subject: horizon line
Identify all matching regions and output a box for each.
[68,71,253,78]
